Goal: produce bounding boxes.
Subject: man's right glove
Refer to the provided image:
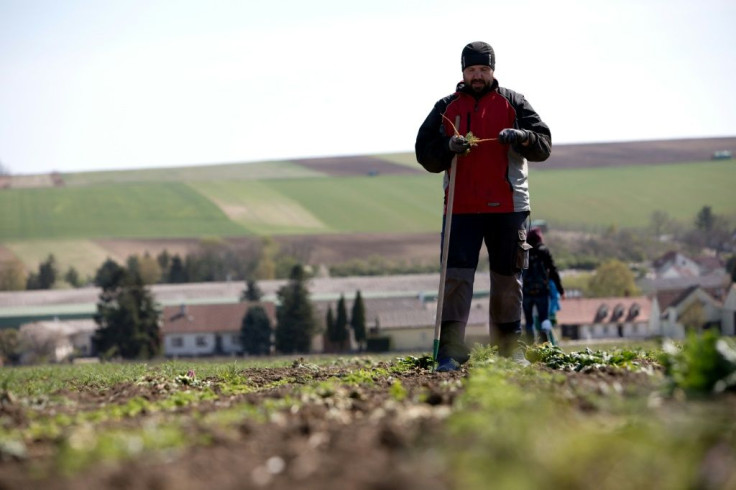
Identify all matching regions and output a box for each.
[498,128,530,146]
[448,134,471,154]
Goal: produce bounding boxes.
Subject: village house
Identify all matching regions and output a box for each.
[3,271,734,362]
[651,250,725,279]
[653,251,703,278]
[313,295,490,353]
[658,283,735,338]
[556,296,659,341]
[160,302,276,357]
[18,319,97,364]
[369,297,489,351]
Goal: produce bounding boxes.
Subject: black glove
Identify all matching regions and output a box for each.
[498,128,530,146]
[448,134,471,154]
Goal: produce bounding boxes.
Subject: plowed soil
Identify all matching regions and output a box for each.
[0,358,664,490]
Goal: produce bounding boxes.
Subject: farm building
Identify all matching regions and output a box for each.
[161,302,276,357]
[556,296,659,341]
[2,272,735,363]
[658,285,726,339]
[18,319,97,364]
[651,250,726,279]
[312,294,490,353]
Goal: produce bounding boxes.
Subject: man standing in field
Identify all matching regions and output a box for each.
[415,41,552,371]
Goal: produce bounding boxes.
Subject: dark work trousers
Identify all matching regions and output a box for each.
[438,211,529,362]
[522,292,550,344]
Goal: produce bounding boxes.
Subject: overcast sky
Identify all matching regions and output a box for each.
[1,0,735,175]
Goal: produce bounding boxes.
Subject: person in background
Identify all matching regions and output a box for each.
[522,227,564,344]
[415,41,552,371]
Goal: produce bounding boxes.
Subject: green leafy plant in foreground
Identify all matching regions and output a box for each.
[392,354,435,372]
[525,343,654,372]
[449,350,734,490]
[660,330,736,395]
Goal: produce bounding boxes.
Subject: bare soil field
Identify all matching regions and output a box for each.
[292,155,424,177]
[300,137,736,175]
[541,136,735,170]
[294,137,736,175]
[0,356,679,490]
[0,245,18,265]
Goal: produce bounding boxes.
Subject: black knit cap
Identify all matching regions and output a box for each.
[461,41,495,71]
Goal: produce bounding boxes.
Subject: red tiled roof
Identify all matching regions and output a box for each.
[161,302,276,334]
[556,296,652,325]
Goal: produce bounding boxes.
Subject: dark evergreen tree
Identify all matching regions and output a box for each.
[274,264,315,353]
[64,266,82,288]
[240,305,272,355]
[325,306,335,341]
[351,290,367,352]
[93,267,161,359]
[241,278,264,302]
[695,205,714,232]
[726,255,736,283]
[25,272,40,290]
[38,254,58,289]
[156,249,171,272]
[324,305,337,352]
[126,255,141,278]
[335,294,349,351]
[95,258,125,288]
[27,254,58,290]
[167,255,188,283]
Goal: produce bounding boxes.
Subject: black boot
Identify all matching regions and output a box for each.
[494,321,522,358]
[437,321,470,365]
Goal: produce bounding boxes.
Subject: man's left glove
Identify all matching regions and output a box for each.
[498,128,531,146]
[448,134,471,154]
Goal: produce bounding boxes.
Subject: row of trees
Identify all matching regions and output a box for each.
[91,261,330,360]
[544,206,736,276]
[323,291,366,352]
[0,237,305,292]
[1,257,364,362]
[1,205,734,293]
[239,269,368,356]
[239,265,322,356]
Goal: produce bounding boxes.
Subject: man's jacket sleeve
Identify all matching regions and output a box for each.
[415,102,454,173]
[515,95,552,162]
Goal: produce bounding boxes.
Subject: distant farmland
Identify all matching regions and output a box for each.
[1,137,735,275]
[528,160,736,229]
[1,161,734,240]
[0,182,248,240]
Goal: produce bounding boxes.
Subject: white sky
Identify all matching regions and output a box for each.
[1,0,735,175]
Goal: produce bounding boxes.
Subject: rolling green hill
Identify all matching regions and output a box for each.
[528,160,736,229]
[0,182,248,240]
[1,152,735,277]
[2,159,735,240]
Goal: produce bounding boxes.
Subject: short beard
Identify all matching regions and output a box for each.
[470,80,490,93]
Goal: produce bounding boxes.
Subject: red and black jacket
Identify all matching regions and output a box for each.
[415,79,551,214]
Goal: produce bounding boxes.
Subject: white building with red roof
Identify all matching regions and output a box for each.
[161,302,276,357]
